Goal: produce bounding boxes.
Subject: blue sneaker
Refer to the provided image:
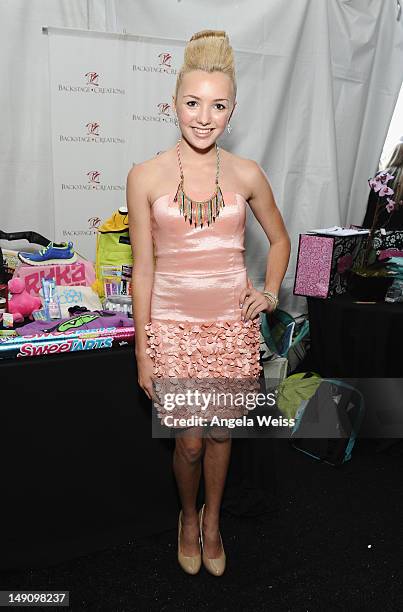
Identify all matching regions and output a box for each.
[18,241,77,266]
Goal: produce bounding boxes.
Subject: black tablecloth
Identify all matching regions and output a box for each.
[0,347,277,570]
[307,294,403,377]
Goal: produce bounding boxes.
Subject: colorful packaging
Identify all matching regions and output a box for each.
[102,264,133,298]
[32,309,47,321]
[41,278,62,319]
[93,208,133,299]
[1,249,19,274]
[39,285,102,318]
[14,257,96,296]
[0,325,135,360]
[103,295,133,317]
[2,313,13,328]
[18,310,133,336]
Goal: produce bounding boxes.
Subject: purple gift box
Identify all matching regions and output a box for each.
[293,233,366,299]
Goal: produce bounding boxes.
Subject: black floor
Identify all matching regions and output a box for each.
[1,438,402,612]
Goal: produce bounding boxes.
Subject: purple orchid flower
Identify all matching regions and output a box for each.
[378,172,395,183]
[361,172,396,268]
[368,173,395,197]
[386,198,396,213]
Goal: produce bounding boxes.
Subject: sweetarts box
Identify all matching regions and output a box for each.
[14,257,95,296]
[0,326,134,360]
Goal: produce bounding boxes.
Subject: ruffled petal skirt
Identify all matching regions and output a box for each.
[144,317,263,427]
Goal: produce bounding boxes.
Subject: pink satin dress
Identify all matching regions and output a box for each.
[144,190,263,426]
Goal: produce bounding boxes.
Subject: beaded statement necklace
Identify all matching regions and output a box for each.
[173,139,225,229]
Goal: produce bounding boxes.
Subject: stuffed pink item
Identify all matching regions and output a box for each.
[7,278,42,323]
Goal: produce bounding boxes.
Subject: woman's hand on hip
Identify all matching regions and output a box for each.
[239,278,276,321]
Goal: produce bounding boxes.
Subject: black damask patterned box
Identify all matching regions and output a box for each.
[372,229,403,260]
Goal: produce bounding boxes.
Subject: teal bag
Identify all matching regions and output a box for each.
[261,308,310,357]
[290,379,365,466]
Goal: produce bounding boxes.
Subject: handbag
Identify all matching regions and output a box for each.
[289,378,365,466]
[261,308,310,358]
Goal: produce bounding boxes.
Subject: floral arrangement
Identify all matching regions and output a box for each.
[354,171,403,275]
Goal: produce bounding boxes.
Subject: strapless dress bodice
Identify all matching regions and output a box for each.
[150,191,248,275]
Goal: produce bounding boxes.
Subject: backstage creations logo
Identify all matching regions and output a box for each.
[58,121,125,145]
[60,170,125,192]
[57,71,125,95]
[62,215,102,239]
[132,101,176,125]
[132,50,178,75]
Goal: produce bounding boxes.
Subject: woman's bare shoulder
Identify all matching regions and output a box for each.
[220,149,260,199]
[223,149,258,172]
[127,148,176,202]
[129,148,174,179]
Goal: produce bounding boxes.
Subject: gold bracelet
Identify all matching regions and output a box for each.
[263,290,279,310]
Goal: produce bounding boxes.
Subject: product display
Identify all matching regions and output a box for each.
[0,219,136,367]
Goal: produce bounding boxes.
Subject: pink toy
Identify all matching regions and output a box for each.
[7,278,42,323]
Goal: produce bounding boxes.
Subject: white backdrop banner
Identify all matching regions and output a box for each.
[48,28,130,259]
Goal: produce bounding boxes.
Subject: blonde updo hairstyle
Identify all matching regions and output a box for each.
[174,30,237,106]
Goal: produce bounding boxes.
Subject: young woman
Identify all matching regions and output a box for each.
[127,30,290,576]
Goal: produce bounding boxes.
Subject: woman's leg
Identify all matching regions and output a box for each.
[173,425,205,556]
[202,426,231,557]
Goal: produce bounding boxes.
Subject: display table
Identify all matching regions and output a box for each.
[307,293,403,377]
[0,345,276,570]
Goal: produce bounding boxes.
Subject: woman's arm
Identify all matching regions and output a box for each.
[126,163,155,360]
[247,161,291,296]
[239,161,291,321]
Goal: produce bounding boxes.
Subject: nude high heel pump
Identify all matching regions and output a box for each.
[177,510,202,575]
[199,503,226,576]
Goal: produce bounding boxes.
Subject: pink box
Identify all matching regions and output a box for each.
[294,233,366,299]
[14,257,96,296]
